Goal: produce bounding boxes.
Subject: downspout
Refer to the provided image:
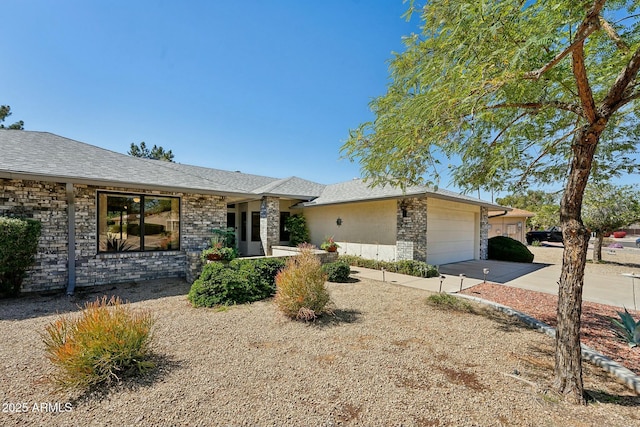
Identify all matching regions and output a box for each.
[65,182,76,296]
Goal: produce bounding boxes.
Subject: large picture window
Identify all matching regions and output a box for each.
[98,192,180,253]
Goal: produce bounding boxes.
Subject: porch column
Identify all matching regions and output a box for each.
[479,206,489,260]
[396,197,428,262]
[260,196,279,256]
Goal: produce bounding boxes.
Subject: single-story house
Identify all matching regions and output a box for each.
[1,130,506,294]
[488,208,535,244]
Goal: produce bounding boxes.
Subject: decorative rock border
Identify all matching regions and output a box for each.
[455,293,640,394]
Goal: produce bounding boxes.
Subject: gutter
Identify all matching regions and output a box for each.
[488,210,509,218]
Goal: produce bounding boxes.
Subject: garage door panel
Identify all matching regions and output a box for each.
[427,207,475,265]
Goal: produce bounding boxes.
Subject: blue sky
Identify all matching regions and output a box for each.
[2,1,637,201]
[2,1,417,184]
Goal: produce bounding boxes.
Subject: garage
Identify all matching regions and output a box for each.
[427,202,477,266]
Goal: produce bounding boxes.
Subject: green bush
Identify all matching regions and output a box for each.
[339,255,439,278]
[0,217,41,296]
[188,257,286,307]
[322,260,351,282]
[42,296,155,391]
[126,223,165,236]
[488,236,534,263]
[275,246,331,321]
[284,214,309,246]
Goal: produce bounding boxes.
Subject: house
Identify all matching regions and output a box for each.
[488,208,535,244]
[0,130,506,294]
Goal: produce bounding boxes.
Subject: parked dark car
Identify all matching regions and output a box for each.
[636,237,640,248]
[526,226,563,245]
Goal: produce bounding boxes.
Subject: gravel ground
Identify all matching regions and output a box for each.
[2,271,640,426]
[463,245,640,376]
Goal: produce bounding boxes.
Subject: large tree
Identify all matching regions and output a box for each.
[128,141,175,162]
[583,182,640,261]
[343,1,640,403]
[0,105,24,130]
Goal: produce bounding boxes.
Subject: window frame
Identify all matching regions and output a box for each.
[97,191,181,254]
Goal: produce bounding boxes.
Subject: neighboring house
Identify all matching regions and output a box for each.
[0,130,505,294]
[488,208,535,244]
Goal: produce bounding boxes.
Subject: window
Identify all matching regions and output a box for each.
[251,211,261,241]
[241,212,247,241]
[98,192,180,253]
[280,212,290,242]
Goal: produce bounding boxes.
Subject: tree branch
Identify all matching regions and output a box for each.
[599,16,629,52]
[524,0,605,81]
[601,46,640,116]
[489,112,528,147]
[486,101,583,116]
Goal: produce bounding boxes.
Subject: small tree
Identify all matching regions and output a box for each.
[583,182,640,261]
[284,214,310,247]
[128,141,174,162]
[0,105,24,130]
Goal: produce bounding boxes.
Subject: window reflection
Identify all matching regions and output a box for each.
[98,193,179,253]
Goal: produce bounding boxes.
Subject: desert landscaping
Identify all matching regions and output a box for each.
[1,245,640,426]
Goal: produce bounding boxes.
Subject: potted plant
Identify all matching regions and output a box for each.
[201,242,238,262]
[320,236,340,252]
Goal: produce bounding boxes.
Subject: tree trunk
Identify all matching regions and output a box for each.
[593,232,604,262]
[554,123,603,404]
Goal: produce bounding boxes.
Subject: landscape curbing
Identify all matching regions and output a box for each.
[454,292,640,394]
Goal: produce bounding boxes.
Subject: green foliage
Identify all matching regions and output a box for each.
[339,255,439,278]
[128,141,174,162]
[105,236,133,252]
[188,258,285,307]
[611,308,640,348]
[426,293,475,313]
[583,182,640,236]
[42,296,155,391]
[322,260,351,283]
[320,236,339,251]
[274,246,331,321]
[201,228,239,261]
[488,236,534,263]
[284,214,309,247]
[0,105,24,130]
[0,217,41,296]
[342,1,640,193]
[497,190,560,229]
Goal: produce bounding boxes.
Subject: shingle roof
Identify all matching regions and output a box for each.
[301,178,507,210]
[0,130,505,209]
[0,130,321,199]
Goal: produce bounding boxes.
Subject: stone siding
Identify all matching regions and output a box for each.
[479,206,489,260]
[396,197,428,262]
[1,178,227,293]
[260,196,280,256]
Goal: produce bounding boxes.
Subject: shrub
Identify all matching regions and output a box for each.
[488,236,534,263]
[188,262,252,307]
[188,258,286,307]
[426,293,475,313]
[42,296,155,391]
[0,217,41,297]
[284,214,309,246]
[274,246,331,320]
[339,255,439,278]
[322,260,351,282]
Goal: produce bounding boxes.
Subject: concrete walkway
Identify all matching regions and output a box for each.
[350,253,640,309]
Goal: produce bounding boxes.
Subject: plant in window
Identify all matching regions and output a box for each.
[104,235,133,252]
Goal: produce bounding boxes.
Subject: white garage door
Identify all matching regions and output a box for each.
[427,207,475,265]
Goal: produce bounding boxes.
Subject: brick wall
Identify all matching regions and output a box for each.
[479,206,489,260]
[0,179,69,291]
[260,196,280,256]
[1,178,227,293]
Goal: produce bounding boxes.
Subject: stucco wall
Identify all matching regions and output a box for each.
[304,200,396,248]
[1,178,227,293]
[488,215,527,243]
